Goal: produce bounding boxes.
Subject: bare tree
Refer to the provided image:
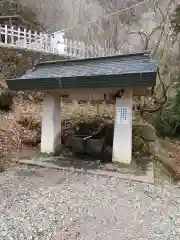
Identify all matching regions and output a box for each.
[128,0,175,56]
[17,0,80,32]
[130,0,179,116]
[0,0,16,15]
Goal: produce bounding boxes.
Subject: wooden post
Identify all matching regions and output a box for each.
[4,25,7,44]
[105,40,107,56]
[10,26,14,44]
[74,40,77,57]
[17,27,20,45]
[64,38,68,55]
[90,45,93,58]
[39,32,42,49]
[82,41,85,58]
[98,44,101,57]
[97,102,100,116]
[28,30,31,46]
[34,31,37,50]
[69,39,72,56]
[23,28,27,48]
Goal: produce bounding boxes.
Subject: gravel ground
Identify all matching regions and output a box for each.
[0,165,180,240]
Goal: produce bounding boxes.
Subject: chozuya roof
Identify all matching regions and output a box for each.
[6,52,157,90]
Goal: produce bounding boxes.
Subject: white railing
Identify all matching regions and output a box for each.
[0,25,121,58]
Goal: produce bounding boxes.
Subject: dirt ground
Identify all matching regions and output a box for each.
[0,164,179,240]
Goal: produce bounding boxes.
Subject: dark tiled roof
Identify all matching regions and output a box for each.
[6,52,157,90]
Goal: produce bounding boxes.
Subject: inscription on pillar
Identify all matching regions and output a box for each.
[117,107,129,124]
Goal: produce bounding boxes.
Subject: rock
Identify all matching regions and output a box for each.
[22,133,40,147]
[134,123,156,142]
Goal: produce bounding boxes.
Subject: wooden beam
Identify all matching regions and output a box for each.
[0,15,21,20]
[0,15,42,29]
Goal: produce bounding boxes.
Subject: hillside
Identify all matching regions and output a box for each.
[0,0,63,168]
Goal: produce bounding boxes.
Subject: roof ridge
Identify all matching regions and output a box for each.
[37,51,151,66]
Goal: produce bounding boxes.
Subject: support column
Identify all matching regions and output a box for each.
[41,93,61,154]
[112,89,132,164]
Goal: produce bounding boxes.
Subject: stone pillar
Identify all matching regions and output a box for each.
[41,93,61,154]
[112,89,133,164]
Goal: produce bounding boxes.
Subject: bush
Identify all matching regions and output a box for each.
[17,116,40,132]
[132,128,150,157]
[0,90,13,111]
[171,4,180,37]
[153,77,180,138]
[153,112,174,137]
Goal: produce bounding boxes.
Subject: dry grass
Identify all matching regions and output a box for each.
[0,97,41,164]
[0,99,115,168]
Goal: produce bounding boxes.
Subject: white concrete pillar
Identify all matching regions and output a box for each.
[41,93,61,154]
[112,89,133,164]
